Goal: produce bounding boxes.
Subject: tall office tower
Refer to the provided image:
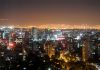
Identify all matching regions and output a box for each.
[31,27,38,41]
[82,38,89,62]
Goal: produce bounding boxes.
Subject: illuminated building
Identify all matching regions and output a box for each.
[82,38,89,62]
[31,27,38,41]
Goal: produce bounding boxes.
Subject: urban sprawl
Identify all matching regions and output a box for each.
[0,26,100,70]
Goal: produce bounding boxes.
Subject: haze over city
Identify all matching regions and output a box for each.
[0,0,100,29]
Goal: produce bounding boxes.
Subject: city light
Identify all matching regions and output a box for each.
[0,24,100,29]
[0,0,100,69]
[75,36,81,40]
[9,43,14,47]
[0,26,99,70]
[7,42,15,49]
[9,26,14,29]
[48,68,51,70]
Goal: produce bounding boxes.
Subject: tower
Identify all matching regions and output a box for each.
[31,27,38,41]
[82,38,89,62]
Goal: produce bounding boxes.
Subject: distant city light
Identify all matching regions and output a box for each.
[0,27,3,30]
[75,36,81,40]
[2,26,6,29]
[9,26,14,29]
[0,24,100,29]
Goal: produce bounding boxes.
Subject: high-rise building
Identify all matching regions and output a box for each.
[82,38,89,62]
[31,27,38,41]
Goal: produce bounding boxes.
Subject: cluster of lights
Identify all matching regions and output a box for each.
[0,26,14,29]
[7,42,15,50]
[15,24,100,29]
[0,24,100,29]
[38,24,100,29]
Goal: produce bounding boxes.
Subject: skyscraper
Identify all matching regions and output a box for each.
[82,38,89,62]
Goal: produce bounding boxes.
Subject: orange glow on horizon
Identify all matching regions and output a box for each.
[14,24,100,29]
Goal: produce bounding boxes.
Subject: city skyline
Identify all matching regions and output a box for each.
[0,1,100,68]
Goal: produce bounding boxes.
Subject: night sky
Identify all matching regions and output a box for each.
[0,0,100,28]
